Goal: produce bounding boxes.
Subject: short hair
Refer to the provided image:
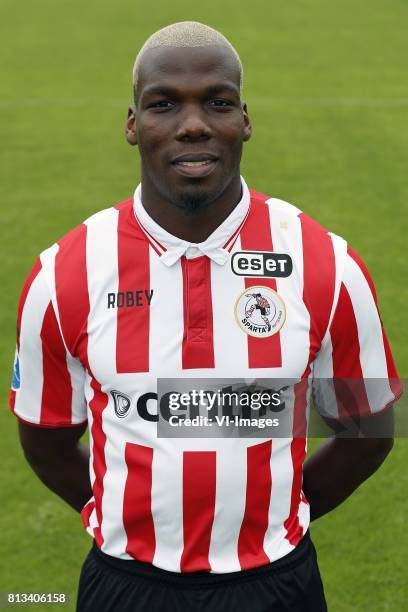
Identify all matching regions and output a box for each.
[133,21,243,103]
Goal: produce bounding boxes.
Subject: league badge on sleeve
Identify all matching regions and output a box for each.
[11,349,20,390]
[234,286,286,338]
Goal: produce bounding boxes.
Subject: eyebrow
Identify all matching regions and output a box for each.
[141,83,240,99]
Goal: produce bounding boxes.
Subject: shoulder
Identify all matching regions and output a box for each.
[249,186,333,231]
[249,186,348,253]
[38,198,133,261]
[60,198,134,246]
[249,187,303,219]
[35,198,133,298]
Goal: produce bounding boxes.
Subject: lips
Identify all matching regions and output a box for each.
[171,153,219,178]
[176,160,214,167]
[171,153,218,164]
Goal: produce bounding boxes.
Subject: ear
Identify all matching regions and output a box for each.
[125,106,138,145]
[242,102,252,142]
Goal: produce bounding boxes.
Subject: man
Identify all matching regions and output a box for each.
[245,293,272,331]
[10,21,401,612]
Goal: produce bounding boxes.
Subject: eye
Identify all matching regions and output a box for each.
[209,99,233,109]
[148,100,174,110]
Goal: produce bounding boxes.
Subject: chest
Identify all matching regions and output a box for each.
[82,247,314,389]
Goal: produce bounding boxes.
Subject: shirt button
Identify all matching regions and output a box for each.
[185,247,200,259]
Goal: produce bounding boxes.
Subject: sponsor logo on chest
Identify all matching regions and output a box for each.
[231,251,292,277]
[107,289,153,309]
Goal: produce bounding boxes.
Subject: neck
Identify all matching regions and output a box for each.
[140,173,242,243]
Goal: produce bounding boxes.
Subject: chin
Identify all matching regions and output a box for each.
[176,190,212,213]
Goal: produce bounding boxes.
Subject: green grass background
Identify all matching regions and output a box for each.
[1,0,407,609]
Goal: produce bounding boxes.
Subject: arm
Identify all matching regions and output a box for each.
[10,258,91,513]
[18,420,92,513]
[303,436,393,521]
[303,405,394,521]
[307,244,401,521]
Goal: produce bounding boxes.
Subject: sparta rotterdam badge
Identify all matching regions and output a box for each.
[234,286,286,338]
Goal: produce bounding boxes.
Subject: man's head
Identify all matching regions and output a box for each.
[126,21,252,214]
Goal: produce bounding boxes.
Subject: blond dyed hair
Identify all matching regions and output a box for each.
[133,21,243,101]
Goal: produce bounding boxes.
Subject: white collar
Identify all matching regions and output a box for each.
[133,176,250,267]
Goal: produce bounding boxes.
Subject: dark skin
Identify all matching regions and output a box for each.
[19,44,393,518]
[18,421,91,512]
[125,45,252,242]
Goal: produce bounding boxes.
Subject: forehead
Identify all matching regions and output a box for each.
[137,45,240,96]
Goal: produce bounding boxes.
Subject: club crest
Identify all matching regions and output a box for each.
[234,285,286,338]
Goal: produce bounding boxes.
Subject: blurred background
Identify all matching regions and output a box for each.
[1,0,407,609]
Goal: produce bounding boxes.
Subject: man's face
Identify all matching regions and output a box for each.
[126,45,252,212]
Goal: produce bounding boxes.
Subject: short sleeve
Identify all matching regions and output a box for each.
[312,247,403,420]
[9,258,87,428]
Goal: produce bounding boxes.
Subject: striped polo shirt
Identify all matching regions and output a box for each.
[9,176,400,572]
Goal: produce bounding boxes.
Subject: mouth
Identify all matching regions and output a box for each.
[171,154,219,178]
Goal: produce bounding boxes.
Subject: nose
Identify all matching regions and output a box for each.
[175,104,212,141]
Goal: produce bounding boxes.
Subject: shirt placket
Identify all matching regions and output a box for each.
[181,256,214,369]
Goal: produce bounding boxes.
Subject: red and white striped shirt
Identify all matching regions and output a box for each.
[9,177,401,572]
